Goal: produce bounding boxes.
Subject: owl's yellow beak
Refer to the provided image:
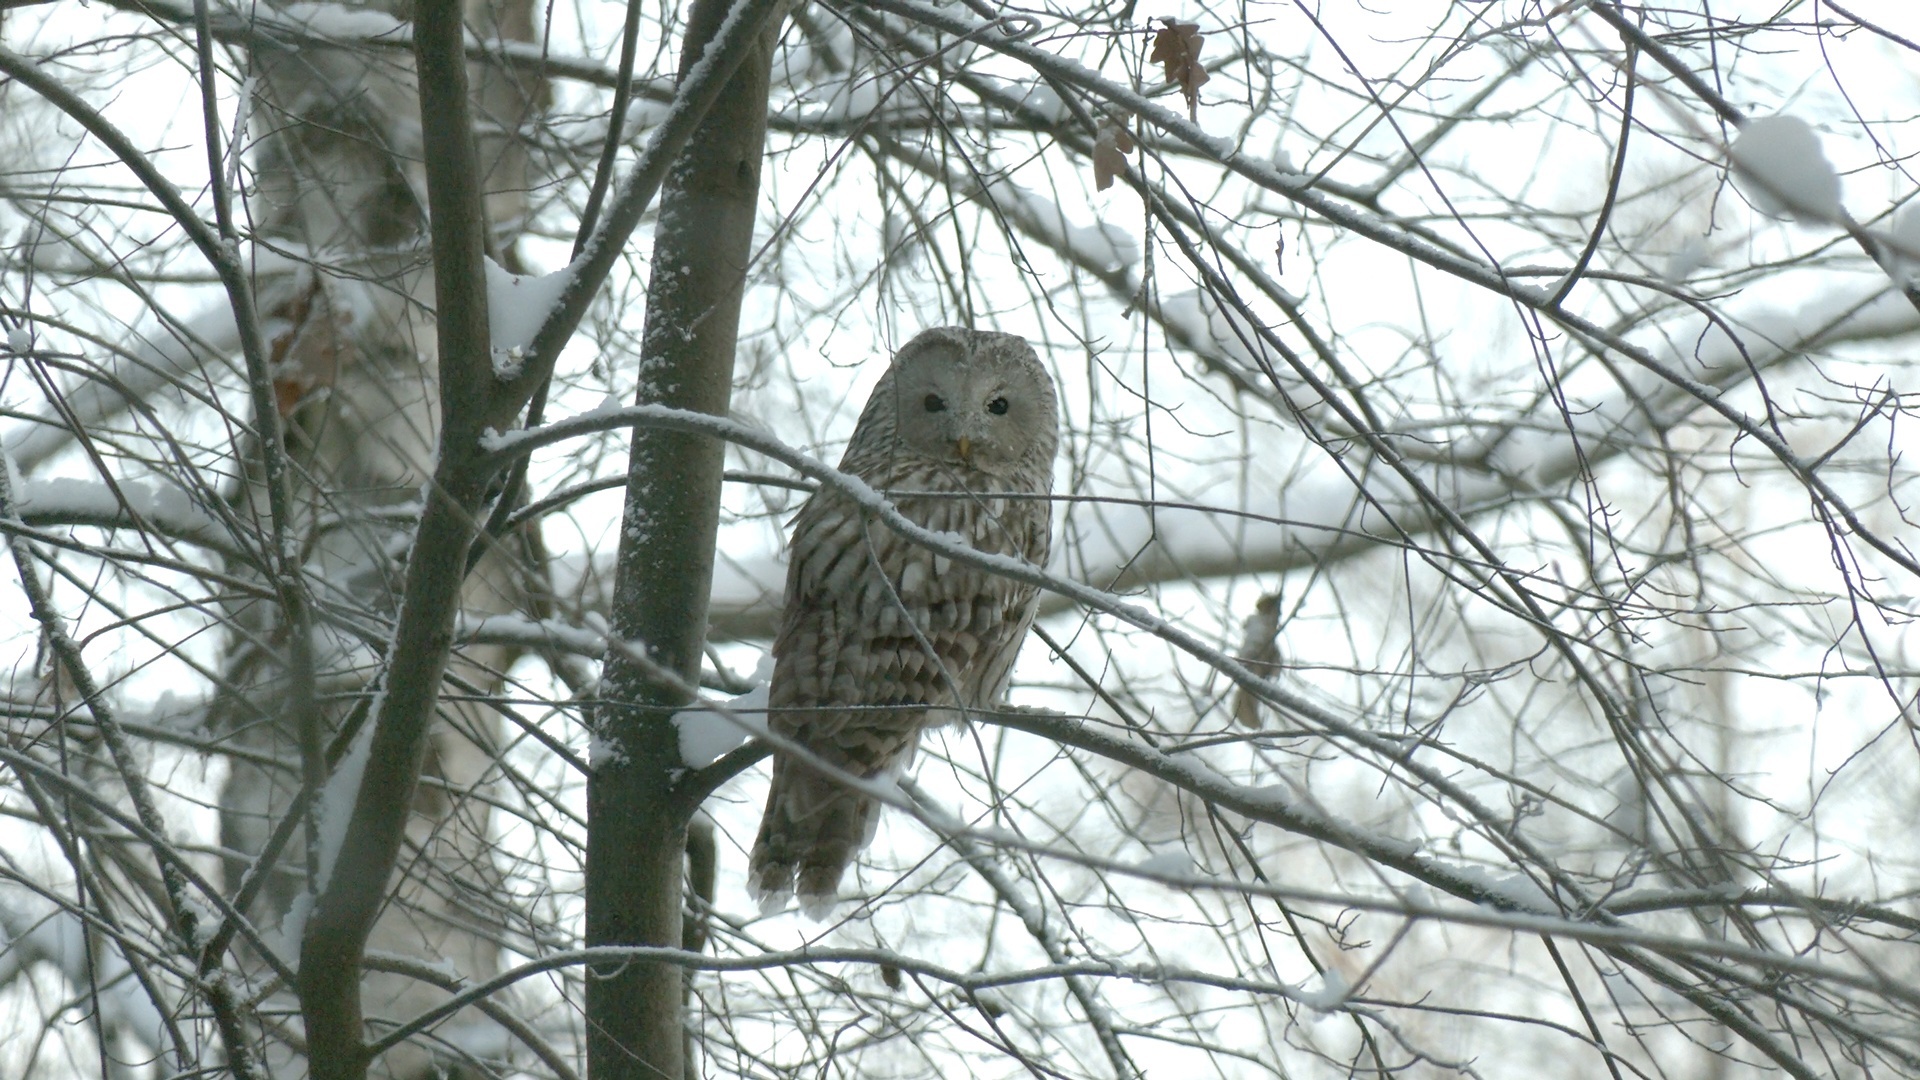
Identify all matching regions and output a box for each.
[955,435,973,463]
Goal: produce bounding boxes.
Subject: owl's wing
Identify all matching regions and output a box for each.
[754,493,924,911]
[755,480,1052,913]
[775,483,1054,700]
[770,492,858,714]
[953,492,1051,708]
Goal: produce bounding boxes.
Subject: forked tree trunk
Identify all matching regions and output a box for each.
[585,1,784,1075]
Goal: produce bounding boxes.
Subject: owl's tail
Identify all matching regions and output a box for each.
[749,755,886,919]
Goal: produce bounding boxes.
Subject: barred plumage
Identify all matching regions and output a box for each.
[749,327,1057,915]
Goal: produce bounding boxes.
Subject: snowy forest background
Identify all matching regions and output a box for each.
[5,1,1920,1077]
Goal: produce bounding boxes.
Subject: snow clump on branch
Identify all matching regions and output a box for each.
[1729,114,1842,225]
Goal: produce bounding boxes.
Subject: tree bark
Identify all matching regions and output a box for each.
[584,1,783,1076]
[249,2,543,1076]
[298,0,499,1073]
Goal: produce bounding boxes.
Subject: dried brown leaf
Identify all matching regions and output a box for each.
[1149,18,1209,120]
[264,277,340,416]
[1093,116,1136,191]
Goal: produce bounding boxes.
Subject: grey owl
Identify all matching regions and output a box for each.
[749,327,1058,915]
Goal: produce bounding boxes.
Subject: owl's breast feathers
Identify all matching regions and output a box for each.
[768,459,1051,751]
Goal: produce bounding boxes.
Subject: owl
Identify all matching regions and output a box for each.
[749,327,1058,915]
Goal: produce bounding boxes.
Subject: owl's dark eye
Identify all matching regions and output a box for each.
[987,396,1010,415]
[923,393,946,413]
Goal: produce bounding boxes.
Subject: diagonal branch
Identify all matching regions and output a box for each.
[484,0,789,430]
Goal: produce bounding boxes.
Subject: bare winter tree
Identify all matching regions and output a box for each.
[6,3,1920,1079]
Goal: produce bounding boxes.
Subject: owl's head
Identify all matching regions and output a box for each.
[882,327,1057,476]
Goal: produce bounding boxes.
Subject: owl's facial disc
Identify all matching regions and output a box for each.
[891,331,1045,475]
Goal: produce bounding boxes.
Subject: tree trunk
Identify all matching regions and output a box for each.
[217,1,544,1075]
[585,1,782,1076]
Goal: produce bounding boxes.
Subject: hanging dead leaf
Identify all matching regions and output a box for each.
[1150,18,1209,120]
[265,276,342,417]
[1093,115,1136,191]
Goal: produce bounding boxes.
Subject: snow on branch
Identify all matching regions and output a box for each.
[6,469,232,553]
[4,303,243,472]
[1476,281,1920,486]
[455,611,607,657]
[1729,115,1843,225]
[483,257,577,381]
[98,0,658,92]
[976,176,1139,273]
[674,680,770,769]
